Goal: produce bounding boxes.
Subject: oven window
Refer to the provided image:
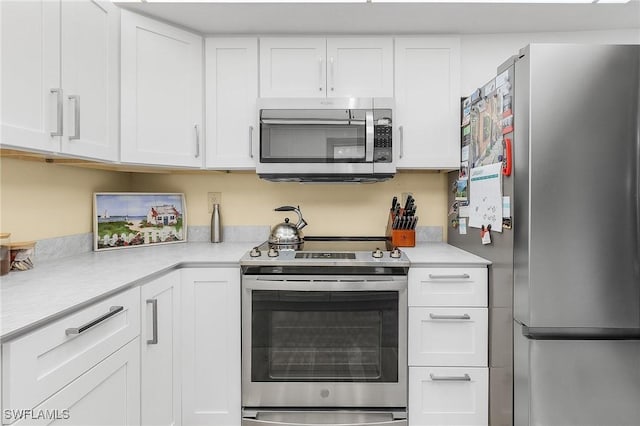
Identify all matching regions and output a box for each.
[251,291,399,382]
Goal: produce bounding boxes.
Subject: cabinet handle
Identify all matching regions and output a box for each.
[68,95,81,140]
[330,56,335,92]
[429,313,471,320]
[428,274,471,279]
[65,306,124,336]
[249,125,254,158]
[146,299,158,345]
[399,125,404,159]
[430,373,471,382]
[318,57,324,92]
[194,124,200,158]
[50,88,63,137]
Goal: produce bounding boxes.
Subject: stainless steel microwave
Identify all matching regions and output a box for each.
[256,98,395,183]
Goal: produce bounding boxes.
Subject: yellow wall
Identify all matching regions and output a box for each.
[0,158,132,241]
[130,170,448,237]
[0,157,448,241]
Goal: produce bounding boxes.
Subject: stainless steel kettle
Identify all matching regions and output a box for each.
[268,205,308,251]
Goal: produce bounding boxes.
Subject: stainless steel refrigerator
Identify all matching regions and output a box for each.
[448,44,640,426]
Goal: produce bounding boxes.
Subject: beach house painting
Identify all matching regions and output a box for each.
[94,193,187,251]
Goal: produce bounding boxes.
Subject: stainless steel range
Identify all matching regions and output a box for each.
[240,237,409,426]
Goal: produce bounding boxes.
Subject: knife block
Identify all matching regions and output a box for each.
[385,211,416,248]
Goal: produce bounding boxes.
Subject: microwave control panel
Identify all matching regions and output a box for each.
[374,124,392,163]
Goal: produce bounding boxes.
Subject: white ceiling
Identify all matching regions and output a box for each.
[116,1,640,35]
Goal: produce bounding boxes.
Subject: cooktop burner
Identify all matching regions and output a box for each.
[240,236,410,273]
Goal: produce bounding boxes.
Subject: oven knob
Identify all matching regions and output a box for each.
[250,247,262,257]
[390,247,402,259]
[372,248,384,258]
[268,247,279,257]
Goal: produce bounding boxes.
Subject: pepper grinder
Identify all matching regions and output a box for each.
[211,204,221,243]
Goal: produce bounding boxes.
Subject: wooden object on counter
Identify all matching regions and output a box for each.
[385,211,416,247]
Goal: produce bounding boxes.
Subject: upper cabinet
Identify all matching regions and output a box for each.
[0,0,119,161]
[120,10,203,168]
[394,37,460,169]
[205,38,258,169]
[260,37,393,98]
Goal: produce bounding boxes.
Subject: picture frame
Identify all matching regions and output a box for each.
[93,192,187,251]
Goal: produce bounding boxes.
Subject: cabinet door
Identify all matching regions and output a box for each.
[141,272,181,426]
[1,0,61,153]
[121,10,203,167]
[260,38,326,98]
[409,367,488,426]
[395,38,460,169]
[60,0,119,161]
[205,38,258,169]
[11,339,140,426]
[181,268,240,426]
[326,38,393,98]
[409,307,488,367]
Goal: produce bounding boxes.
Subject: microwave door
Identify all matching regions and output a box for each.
[260,110,371,166]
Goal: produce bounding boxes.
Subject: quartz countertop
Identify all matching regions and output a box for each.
[0,241,489,341]
[402,242,491,267]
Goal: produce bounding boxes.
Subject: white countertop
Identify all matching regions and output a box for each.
[0,241,488,341]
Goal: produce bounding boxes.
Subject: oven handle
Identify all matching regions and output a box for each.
[242,411,406,426]
[243,277,407,292]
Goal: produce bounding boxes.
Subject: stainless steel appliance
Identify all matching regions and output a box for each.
[257,98,394,183]
[448,44,640,426]
[240,238,409,426]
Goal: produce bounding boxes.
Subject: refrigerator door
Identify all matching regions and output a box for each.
[514,321,640,426]
[514,44,640,328]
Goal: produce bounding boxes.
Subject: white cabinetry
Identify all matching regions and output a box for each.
[141,271,181,426]
[205,38,258,169]
[0,0,119,161]
[408,266,488,426]
[120,10,203,167]
[1,287,140,425]
[394,38,460,169]
[181,268,241,426]
[260,37,393,98]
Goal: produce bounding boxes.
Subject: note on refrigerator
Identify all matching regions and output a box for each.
[468,163,503,232]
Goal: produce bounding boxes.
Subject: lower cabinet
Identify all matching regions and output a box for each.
[12,338,140,426]
[140,271,182,426]
[409,367,488,426]
[2,288,140,425]
[181,268,241,426]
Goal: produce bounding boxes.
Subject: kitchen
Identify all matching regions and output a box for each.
[1,0,639,425]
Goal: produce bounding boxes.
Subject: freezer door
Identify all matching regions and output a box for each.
[514,44,640,328]
[514,322,640,426]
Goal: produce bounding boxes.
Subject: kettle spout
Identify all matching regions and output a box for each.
[296,217,308,231]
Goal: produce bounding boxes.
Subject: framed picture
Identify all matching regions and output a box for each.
[94,193,187,251]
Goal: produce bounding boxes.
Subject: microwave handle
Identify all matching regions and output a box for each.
[365,110,374,162]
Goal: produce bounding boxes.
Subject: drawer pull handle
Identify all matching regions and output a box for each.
[430,373,471,382]
[65,306,124,336]
[428,274,470,279]
[146,299,158,345]
[429,313,471,320]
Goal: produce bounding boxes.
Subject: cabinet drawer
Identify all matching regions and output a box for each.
[2,287,140,419]
[409,267,487,307]
[409,307,487,367]
[409,366,488,426]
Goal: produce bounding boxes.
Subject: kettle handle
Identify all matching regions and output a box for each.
[274,206,297,212]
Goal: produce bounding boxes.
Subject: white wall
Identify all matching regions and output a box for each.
[460,28,640,95]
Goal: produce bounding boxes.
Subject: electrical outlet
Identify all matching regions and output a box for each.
[207,192,222,213]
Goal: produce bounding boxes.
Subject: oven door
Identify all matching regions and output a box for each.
[242,275,407,408]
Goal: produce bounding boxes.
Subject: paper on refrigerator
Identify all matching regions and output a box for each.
[468,163,503,232]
